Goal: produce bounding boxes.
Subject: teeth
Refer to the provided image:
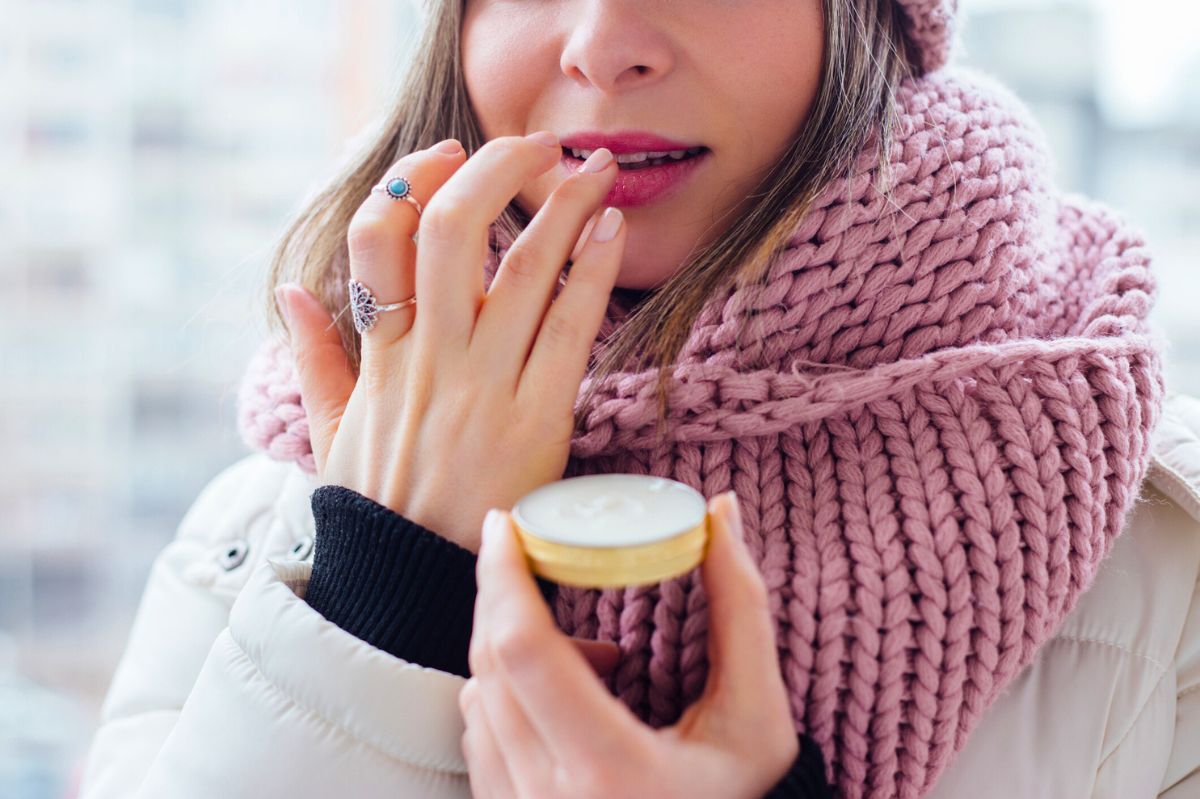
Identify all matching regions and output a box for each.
[567,146,705,162]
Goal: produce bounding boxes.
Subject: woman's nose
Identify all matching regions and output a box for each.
[558,1,676,93]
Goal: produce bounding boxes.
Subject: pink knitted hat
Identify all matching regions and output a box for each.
[238,71,1162,797]
[895,0,958,73]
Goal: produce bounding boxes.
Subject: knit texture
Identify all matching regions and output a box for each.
[236,70,1164,797]
[895,0,958,74]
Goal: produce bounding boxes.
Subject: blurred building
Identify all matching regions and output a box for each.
[0,1,417,796]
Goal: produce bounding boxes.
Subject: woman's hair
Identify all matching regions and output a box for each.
[264,0,913,429]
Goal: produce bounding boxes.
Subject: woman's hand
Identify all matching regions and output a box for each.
[276,133,625,552]
[460,491,801,799]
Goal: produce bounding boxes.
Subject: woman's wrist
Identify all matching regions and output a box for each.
[761,734,832,798]
[304,484,480,676]
[303,484,557,677]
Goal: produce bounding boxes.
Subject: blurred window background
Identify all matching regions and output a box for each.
[1,0,1196,796]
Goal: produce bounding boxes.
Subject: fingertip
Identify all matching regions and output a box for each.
[482,508,505,544]
[478,511,498,569]
[588,207,624,245]
[709,492,745,549]
[701,501,726,581]
[721,490,745,543]
[702,491,757,592]
[282,284,340,344]
[432,137,464,156]
[480,509,521,573]
[699,497,780,707]
[275,282,309,314]
[275,281,303,299]
[704,493,729,541]
[474,513,495,589]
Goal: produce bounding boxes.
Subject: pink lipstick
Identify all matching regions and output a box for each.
[559,130,711,208]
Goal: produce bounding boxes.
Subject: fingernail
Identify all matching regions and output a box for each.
[482,509,503,545]
[433,138,463,154]
[526,130,560,147]
[590,207,623,243]
[578,148,613,173]
[274,284,292,327]
[721,490,745,541]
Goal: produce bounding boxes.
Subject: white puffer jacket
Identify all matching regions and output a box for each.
[78,394,1200,798]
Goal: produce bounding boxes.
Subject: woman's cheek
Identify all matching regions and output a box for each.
[462,8,553,135]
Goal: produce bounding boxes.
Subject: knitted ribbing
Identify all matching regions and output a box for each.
[236,70,1164,798]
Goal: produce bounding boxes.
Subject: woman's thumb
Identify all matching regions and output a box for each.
[274,283,356,475]
[699,491,787,714]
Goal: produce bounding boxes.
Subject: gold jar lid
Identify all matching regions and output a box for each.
[512,474,709,589]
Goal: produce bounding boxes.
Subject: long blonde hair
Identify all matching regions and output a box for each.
[264,0,914,429]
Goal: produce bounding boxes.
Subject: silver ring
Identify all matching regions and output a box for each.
[348,278,416,335]
[372,176,424,216]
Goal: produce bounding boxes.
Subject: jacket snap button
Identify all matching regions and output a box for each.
[217,539,250,570]
[289,536,314,561]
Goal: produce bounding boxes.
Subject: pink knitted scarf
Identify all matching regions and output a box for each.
[237,70,1164,797]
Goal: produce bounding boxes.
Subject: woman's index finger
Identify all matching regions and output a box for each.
[413,133,563,344]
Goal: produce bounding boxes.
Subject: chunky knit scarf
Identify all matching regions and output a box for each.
[237,68,1164,797]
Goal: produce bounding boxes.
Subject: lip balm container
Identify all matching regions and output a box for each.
[511,474,710,589]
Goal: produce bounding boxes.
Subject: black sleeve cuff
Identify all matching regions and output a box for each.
[762,735,833,799]
[305,485,477,677]
[303,485,557,678]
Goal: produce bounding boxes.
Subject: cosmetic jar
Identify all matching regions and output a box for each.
[511,474,709,589]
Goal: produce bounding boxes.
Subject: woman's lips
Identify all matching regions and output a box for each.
[561,149,711,208]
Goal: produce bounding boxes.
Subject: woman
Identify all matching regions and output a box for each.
[80,0,1200,797]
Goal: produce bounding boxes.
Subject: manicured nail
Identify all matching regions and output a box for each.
[433,138,463,154]
[721,490,745,541]
[578,148,613,173]
[482,509,503,544]
[590,207,623,243]
[526,130,560,147]
[274,284,292,326]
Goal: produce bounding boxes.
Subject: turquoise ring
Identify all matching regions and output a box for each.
[372,176,424,216]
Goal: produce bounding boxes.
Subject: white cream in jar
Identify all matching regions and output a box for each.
[512,474,710,589]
